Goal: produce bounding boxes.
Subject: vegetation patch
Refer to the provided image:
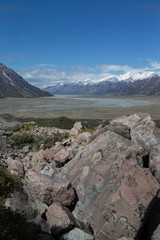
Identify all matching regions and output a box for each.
[16,116,110,130]
[43,132,64,149]
[0,168,21,200]
[8,133,34,149]
[155,120,160,129]
[16,116,75,129]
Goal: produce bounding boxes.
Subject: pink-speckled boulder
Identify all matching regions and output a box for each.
[61,128,159,239]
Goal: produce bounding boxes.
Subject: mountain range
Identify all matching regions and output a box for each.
[45,71,160,96]
[0,63,52,98]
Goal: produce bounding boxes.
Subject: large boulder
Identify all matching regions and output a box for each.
[61,129,159,239]
[46,202,76,237]
[24,170,76,207]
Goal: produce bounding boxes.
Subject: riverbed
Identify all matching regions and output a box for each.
[0,95,159,119]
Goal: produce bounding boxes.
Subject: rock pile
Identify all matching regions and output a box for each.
[2,113,160,239]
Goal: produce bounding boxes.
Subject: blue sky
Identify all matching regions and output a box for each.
[0,0,160,88]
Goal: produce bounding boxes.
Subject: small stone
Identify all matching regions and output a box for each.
[59,227,94,240]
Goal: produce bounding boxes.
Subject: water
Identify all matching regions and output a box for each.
[53,95,154,108]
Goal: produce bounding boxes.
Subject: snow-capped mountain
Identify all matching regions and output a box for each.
[44,71,160,96]
[78,71,157,85]
[0,63,52,98]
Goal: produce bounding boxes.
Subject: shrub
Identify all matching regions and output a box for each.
[0,168,21,200]
[64,132,70,139]
[43,132,64,149]
[21,124,34,131]
[8,133,34,149]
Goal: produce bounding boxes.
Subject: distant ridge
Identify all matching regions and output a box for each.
[44,71,160,96]
[0,63,52,98]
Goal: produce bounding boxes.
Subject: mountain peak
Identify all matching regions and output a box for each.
[44,71,160,96]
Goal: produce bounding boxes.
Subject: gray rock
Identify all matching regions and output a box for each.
[40,165,57,177]
[59,227,94,240]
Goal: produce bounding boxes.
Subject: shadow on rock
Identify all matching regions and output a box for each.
[135,190,160,240]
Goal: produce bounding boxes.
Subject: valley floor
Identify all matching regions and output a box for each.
[0,95,160,119]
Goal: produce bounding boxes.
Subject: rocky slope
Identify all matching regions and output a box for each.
[45,72,160,96]
[0,63,52,98]
[1,114,160,239]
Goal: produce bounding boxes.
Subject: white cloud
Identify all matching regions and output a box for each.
[95,64,150,73]
[148,59,160,70]
[18,61,160,89]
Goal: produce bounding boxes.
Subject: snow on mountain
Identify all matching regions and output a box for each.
[44,71,160,96]
[78,71,158,85]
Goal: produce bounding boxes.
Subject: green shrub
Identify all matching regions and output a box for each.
[0,168,21,200]
[32,135,45,151]
[43,132,64,149]
[64,132,70,139]
[8,133,34,149]
[21,124,34,131]
[7,125,21,133]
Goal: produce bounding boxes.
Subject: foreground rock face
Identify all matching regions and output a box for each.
[61,129,159,239]
[2,113,160,240]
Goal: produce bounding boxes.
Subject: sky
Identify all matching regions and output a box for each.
[0,0,160,88]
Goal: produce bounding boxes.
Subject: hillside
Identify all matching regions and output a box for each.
[0,63,52,98]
